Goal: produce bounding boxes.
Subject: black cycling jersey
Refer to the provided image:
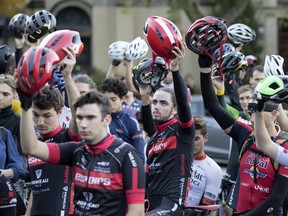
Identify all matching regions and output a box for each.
[28,125,80,216]
[46,134,145,215]
[142,70,195,213]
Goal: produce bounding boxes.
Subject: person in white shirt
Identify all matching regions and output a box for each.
[186,116,222,210]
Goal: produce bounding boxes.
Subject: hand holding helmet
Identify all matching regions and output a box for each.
[170,40,186,71]
[108,41,129,63]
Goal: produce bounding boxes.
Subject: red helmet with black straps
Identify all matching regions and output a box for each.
[40,29,84,64]
[185,16,228,55]
[143,16,182,59]
[16,47,59,95]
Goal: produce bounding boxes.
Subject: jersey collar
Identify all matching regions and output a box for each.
[42,125,62,139]
[155,117,177,133]
[85,134,115,154]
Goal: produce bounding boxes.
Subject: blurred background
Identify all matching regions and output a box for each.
[0,0,287,89]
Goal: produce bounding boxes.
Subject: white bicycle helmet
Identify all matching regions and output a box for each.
[125,37,148,60]
[107,41,129,60]
[227,23,256,45]
[264,55,286,77]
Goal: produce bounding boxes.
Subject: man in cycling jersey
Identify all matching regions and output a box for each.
[17,46,145,215]
[24,47,81,216]
[140,41,195,216]
[185,116,222,215]
[198,54,288,216]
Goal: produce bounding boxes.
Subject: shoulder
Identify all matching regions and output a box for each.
[205,156,222,172]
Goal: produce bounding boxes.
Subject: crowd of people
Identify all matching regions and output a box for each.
[0,9,288,216]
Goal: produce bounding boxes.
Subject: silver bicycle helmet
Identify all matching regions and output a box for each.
[264,55,286,77]
[125,37,148,60]
[227,23,256,45]
[107,41,129,60]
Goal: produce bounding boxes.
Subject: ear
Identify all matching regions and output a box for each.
[172,107,177,116]
[103,114,112,127]
[204,133,208,143]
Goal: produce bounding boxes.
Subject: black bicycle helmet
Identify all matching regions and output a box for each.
[132,57,168,91]
[213,43,235,60]
[0,45,15,75]
[9,13,29,38]
[220,51,248,74]
[26,10,56,43]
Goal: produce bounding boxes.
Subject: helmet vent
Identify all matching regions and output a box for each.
[155,27,164,41]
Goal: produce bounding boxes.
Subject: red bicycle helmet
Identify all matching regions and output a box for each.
[185,16,228,55]
[16,47,59,95]
[9,13,29,39]
[143,16,182,59]
[40,29,84,64]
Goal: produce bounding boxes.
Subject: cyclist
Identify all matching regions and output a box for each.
[198,54,288,215]
[21,47,81,216]
[185,116,222,216]
[140,41,195,215]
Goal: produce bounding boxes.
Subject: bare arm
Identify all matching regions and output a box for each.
[126,204,144,216]
[254,111,278,159]
[123,59,140,96]
[61,47,80,135]
[24,193,33,216]
[20,108,49,161]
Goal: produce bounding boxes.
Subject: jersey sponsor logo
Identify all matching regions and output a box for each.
[35,169,42,179]
[75,173,111,186]
[76,192,100,210]
[28,156,46,166]
[245,154,269,169]
[254,185,269,193]
[93,167,111,173]
[204,191,217,200]
[6,181,13,191]
[114,142,129,153]
[148,136,176,157]
[31,169,49,185]
[62,186,69,210]
[244,167,267,179]
[128,151,137,167]
[74,167,123,190]
[97,162,110,166]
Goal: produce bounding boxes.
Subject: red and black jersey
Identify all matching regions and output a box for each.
[142,70,195,210]
[46,134,145,215]
[227,121,288,214]
[28,125,80,216]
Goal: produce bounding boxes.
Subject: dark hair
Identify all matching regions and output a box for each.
[251,65,264,77]
[101,78,128,98]
[157,87,176,108]
[74,90,111,118]
[33,86,64,112]
[194,115,207,135]
[237,84,254,96]
[73,73,97,90]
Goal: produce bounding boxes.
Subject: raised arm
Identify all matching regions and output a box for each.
[60,47,81,135]
[254,111,278,160]
[17,89,49,161]
[277,104,288,131]
[139,85,155,137]
[199,55,235,134]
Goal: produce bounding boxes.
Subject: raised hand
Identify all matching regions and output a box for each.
[170,40,187,72]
